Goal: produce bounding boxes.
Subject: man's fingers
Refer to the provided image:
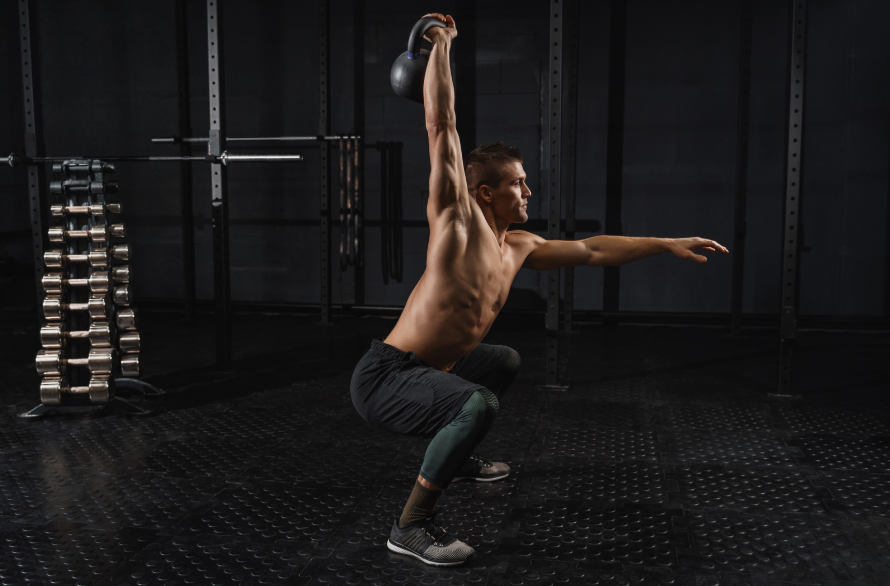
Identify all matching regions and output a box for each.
[703,246,716,252]
[707,240,729,253]
[423,13,446,21]
[694,254,708,263]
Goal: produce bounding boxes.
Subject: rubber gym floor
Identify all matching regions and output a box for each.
[1,307,889,586]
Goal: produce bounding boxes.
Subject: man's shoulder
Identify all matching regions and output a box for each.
[506,229,542,243]
[505,229,545,255]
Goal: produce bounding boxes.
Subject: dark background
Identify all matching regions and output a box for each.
[2,0,888,320]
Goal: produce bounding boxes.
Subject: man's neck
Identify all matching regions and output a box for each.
[481,207,511,247]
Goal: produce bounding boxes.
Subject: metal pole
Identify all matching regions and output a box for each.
[562,0,580,333]
[603,0,627,326]
[353,0,365,304]
[454,0,477,159]
[207,0,232,369]
[9,154,302,165]
[543,0,566,390]
[151,135,361,143]
[731,0,753,336]
[19,0,45,310]
[175,0,197,320]
[776,0,808,397]
[319,0,332,324]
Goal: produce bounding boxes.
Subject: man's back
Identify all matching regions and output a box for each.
[385,203,524,371]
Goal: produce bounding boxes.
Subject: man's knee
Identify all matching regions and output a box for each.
[461,391,490,431]
[501,347,521,376]
[474,388,499,419]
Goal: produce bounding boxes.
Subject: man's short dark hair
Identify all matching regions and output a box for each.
[464,141,523,196]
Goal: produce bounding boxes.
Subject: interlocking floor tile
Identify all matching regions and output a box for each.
[666,467,829,515]
[0,522,164,586]
[814,472,890,518]
[521,459,667,505]
[144,438,281,479]
[250,438,404,488]
[531,425,661,462]
[776,408,890,437]
[117,534,320,585]
[790,436,890,473]
[504,502,686,567]
[664,432,798,469]
[658,403,773,432]
[676,511,884,582]
[170,482,372,544]
[301,548,503,585]
[489,561,697,586]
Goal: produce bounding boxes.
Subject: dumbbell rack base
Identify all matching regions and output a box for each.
[18,393,158,419]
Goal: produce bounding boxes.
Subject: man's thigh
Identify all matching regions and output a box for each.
[449,344,520,390]
[352,348,480,438]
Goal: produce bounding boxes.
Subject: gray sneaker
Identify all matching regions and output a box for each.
[452,453,511,482]
[387,512,475,566]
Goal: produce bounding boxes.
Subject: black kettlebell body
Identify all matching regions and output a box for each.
[390,17,448,103]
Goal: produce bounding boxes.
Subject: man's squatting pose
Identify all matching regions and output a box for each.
[350,13,729,566]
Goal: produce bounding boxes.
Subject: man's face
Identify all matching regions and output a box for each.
[487,161,531,224]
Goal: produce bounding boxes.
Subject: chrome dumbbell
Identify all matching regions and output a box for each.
[39,375,115,405]
[48,223,126,243]
[42,269,129,302]
[43,295,109,321]
[43,271,113,294]
[44,280,129,306]
[118,331,140,353]
[50,203,121,216]
[116,308,137,330]
[40,322,115,348]
[120,353,140,377]
[35,347,119,376]
[44,245,130,268]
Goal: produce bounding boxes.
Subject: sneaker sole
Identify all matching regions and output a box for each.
[452,472,510,482]
[386,539,472,566]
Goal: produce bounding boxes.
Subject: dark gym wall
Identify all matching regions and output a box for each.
[2,0,888,318]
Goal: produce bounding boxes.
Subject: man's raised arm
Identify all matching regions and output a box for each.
[422,14,471,219]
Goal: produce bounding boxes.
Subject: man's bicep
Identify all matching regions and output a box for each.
[522,238,590,270]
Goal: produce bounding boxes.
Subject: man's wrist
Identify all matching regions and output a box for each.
[659,238,675,253]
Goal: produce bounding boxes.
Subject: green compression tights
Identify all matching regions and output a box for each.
[419,388,499,489]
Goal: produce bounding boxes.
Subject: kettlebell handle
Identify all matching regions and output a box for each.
[406,17,448,60]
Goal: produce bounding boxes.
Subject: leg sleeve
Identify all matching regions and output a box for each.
[419,389,499,488]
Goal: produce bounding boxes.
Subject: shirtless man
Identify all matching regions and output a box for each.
[350,13,728,566]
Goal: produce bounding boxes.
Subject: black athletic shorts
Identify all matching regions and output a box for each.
[350,339,488,438]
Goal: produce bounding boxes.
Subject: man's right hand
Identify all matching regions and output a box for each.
[423,13,458,43]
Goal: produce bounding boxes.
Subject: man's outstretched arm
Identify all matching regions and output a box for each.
[422,14,471,220]
[514,232,729,270]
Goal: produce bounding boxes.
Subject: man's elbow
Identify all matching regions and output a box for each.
[586,252,612,267]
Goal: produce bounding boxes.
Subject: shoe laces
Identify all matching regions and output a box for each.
[469,453,492,468]
[421,511,450,546]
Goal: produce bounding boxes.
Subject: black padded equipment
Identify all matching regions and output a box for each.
[390,17,448,103]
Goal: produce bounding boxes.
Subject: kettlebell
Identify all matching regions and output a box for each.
[390,16,448,103]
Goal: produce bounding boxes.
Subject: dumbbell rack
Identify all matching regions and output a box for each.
[20,159,159,419]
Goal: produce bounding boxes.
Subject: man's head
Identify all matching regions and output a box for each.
[464,141,531,224]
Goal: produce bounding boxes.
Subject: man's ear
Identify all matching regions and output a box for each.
[477,184,493,203]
